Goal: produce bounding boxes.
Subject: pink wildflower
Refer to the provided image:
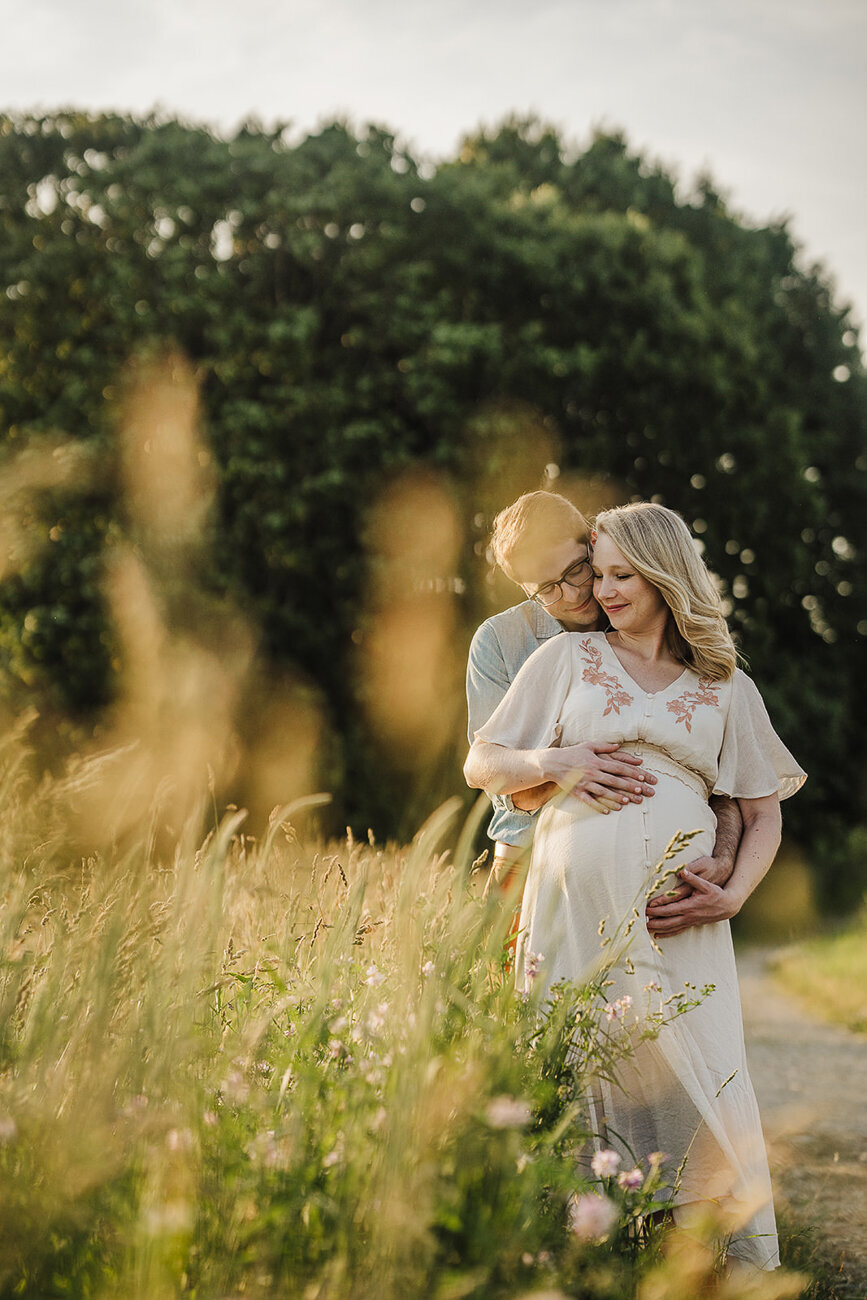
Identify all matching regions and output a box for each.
[617,1167,644,1191]
[568,1192,618,1241]
[604,995,633,1022]
[486,1095,532,1129]
[591,1148,621,1178]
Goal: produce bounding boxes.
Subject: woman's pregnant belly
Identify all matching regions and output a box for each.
[521,761,717,992]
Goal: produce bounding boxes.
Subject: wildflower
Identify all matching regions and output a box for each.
[648,1151,667,1168]
[603,995,633,1022]
[144,1200,193,1236]
[617,1167,644,1191]
[166,1127,194,1152]
[323,1133,344,1168]
[421,960,435,977]
[202,1110,218,1128]
[330,1014,349,1034]
[485,1095,533,1129]
[364,963,385,987]
[221,1069,249,1103]
[370,1106,388,1133]
[644,981,662,994]
[524,951,545,982]
[246,1129,279,1167]
[327,1038,344,1059]
[365,1002,389,1036]
[591,1148,621,1178]
[0,1116,17,1145]
[568,1192,618,1241]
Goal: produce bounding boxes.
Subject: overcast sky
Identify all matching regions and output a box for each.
[5,0,867,328]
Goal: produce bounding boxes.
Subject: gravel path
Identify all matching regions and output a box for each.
[738,945,867,1297]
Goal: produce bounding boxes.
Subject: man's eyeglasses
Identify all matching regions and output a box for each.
[524,558,594,608]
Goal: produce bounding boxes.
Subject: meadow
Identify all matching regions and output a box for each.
[0,718,816,1300]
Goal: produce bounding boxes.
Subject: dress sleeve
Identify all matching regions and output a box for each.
[474,635,574,751]
[714,670,806,801]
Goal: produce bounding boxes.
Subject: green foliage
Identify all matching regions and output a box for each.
[0,111,865,900]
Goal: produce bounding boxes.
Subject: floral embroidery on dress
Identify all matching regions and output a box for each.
[666,679,719,732]
[579,639,634,716]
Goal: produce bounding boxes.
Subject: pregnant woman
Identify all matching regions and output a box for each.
[464,502,805,1270]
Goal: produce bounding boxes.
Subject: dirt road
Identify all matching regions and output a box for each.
[738,945,867,1297]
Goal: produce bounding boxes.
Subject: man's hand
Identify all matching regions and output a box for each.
[541,742,658,814]
[512,781,558,812]
[645,866,739,937]
[645,854,731,931]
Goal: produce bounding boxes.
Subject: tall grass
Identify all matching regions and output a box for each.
[0,732,807,1300]
[0,370,810,1296]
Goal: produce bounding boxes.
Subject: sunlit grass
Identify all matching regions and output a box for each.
[770,913,867,1035]
[0,734,812,1298]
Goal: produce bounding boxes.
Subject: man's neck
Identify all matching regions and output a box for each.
[557,613,605,633]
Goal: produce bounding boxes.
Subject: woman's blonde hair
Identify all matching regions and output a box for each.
[594,502,737,681]
[491,491,590,582]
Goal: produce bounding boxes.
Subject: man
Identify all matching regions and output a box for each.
[465,490,741,933]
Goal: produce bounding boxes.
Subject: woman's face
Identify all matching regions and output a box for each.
[591,533,669,635]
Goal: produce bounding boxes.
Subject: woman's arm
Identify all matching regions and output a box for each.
[645,794,781,936]
[464,737,657,813]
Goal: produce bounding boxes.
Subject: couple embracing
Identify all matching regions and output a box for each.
[463,491,806,1271]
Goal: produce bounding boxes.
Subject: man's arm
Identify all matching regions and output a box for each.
[512,781,559,811]
[466,622,555,815]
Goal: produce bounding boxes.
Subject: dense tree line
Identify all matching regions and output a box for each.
[0,112,864,903]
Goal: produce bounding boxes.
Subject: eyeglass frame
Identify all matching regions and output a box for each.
[520,554,595,608]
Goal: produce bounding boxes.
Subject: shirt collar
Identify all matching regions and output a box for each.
[524,599,564,640]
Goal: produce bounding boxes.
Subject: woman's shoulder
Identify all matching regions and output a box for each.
[568,629,608,650]
[518,628,596,677]
[730,666,762,698]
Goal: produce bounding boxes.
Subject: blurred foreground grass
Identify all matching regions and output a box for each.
[0,361,822,1297]
[0,729,813,1299]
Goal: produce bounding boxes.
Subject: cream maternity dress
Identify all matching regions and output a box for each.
[476,631,806,1270]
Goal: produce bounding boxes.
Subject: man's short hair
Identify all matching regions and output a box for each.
[490,491,590,583]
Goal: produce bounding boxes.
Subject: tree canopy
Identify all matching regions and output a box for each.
[0,111,864,903]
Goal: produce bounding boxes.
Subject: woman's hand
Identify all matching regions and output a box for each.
[542,742,657,813]
[464,738,656,813]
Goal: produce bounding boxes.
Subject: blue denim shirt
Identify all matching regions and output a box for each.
[466,600,564,848]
